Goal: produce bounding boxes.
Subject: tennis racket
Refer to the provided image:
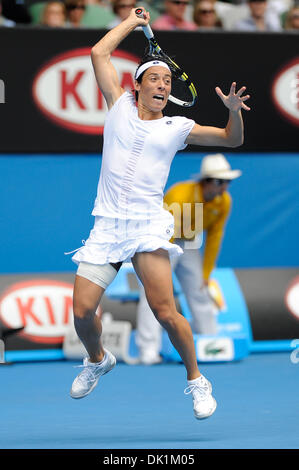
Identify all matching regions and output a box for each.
[135,8,197,107]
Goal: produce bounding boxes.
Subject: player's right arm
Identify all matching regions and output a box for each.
[91,8,150,110]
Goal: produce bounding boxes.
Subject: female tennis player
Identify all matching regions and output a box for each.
[69,7,250,420]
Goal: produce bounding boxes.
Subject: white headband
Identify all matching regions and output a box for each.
[135,60,171,80]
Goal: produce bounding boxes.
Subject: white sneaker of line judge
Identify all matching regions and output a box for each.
[70,349,116,399]
[184,374,217,419]
[139,349,163,365]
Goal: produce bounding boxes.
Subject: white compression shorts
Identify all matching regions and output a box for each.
[76,261,119,289]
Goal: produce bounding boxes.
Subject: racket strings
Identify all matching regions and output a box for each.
[171,77,194,103]
[141,49,197,107]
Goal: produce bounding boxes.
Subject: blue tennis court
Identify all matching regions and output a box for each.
[0,351,298,450]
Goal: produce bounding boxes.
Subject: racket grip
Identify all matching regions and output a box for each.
[135,8,154,40]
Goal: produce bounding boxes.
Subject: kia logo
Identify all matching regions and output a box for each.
[32,48,140,135]
[272,57,299,128]
[0,280,74,344]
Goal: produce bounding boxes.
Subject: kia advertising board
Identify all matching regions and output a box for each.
[272,57,299,128]
[235,268,299,347]
[1,29,299,152]
[0,268,299,362]
[32,48,139,135]
[0,279,74,346]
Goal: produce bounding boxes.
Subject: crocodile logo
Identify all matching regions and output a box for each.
[204,341,226,356]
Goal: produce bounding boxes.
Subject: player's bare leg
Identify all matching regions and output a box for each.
[73,275,105,363]
[70,274,116,399]
[132,249,217,419]
[132,249,200,380]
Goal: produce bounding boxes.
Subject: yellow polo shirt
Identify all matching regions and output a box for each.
[163,180,231,281]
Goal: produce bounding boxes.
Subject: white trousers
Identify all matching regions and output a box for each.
[135,239,218,356]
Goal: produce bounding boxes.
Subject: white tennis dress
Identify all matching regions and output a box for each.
[72,91,195,266]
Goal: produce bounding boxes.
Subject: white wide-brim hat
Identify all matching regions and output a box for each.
[193,153,242,180]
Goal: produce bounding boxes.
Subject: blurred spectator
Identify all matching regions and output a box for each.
[136,1,161,22]
[284,4,299,29]
[65,0,86,27]
[183,0,249,31]
[80,0,117,27]
[212,0,288,30]
[40,1,66,26]
[28,2,48,25]
[106,0,160,27]
[267,0,291,19]
[0,0,16,26]
[108,0,136,27]
[84,0,109,3]
[193,0,223,28]
[1,0,31,24]
[151,0,197,29]
[209,0,247,30]
[233,0,282,30]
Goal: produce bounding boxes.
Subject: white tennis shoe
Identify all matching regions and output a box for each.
[184,374,217,420]
[70,349,116,399]
[139,350,162,365]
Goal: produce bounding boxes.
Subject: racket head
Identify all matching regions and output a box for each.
[134,7,197,106]
[136,49,197,107]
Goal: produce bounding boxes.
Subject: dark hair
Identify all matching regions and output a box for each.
[134,55,172,102]
[65,0,86,11]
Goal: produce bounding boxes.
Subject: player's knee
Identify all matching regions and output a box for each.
[73,299,96,321]
[152,302,177,329]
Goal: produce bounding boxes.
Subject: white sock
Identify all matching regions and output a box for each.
[88,354,106,366]
[187,375,205,386]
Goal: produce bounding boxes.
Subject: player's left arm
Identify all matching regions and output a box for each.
[185,82,250,147]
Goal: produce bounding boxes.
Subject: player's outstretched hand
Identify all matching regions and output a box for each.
[215,82,251,112]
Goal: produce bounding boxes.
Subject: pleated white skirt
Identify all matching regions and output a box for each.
[71,211,183,266]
